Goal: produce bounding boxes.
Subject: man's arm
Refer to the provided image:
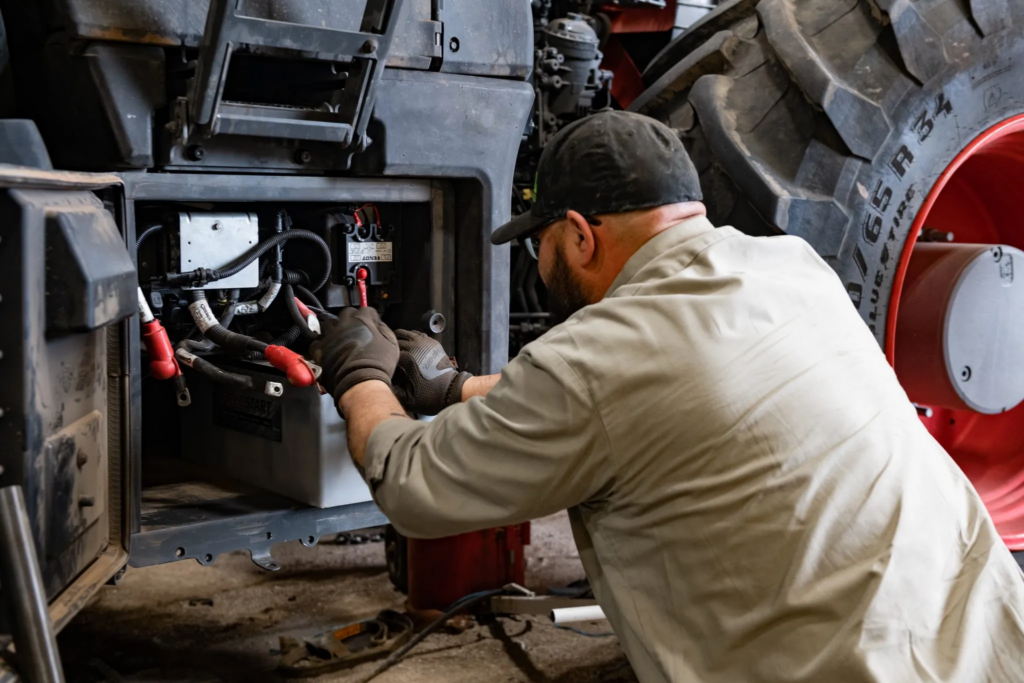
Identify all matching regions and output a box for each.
[339,380,409,470]
[354,343,612,539]
[461,374,500,401]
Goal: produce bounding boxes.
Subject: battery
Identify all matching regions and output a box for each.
[179,362,372,508]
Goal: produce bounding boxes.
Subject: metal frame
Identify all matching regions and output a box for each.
[130,496,387,570]
[119,172,453,569]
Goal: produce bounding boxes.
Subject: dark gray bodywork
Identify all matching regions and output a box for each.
[0,0,534,645]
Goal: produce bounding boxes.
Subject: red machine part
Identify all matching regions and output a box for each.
[894,243,1024,414]
[406,525,529,611]
[598,1,678,109]
[600,0,677,34]
[138,286,182,381]
[264,345,316,387]
[889,115,1024,548]
[141,319,180,381]
[356,267,369,308]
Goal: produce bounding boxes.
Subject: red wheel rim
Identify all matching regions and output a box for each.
[887,114,1024,549]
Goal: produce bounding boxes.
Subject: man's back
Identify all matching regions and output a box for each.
[363,215,1024,682]
[539,216,1024,682]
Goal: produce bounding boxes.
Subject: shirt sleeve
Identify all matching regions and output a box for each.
[362,340,612,539]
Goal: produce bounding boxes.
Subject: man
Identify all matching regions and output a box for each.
[314,111,1024,682]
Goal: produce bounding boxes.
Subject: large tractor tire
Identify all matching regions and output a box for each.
[633,0,1024,552]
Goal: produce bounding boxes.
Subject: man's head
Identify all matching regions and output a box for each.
[492,111,706,323]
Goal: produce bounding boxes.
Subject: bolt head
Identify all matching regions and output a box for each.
[186,144,205,161]
[362,39,378,54]
[294,149,312,164]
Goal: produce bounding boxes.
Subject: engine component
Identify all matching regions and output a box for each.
[534,14,612,148]
[176,212,260,290]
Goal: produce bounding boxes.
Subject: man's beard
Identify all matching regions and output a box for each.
[545,242,590,326]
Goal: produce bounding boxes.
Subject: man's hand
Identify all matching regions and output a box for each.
[310,307,398,412]
[392,330,472,415]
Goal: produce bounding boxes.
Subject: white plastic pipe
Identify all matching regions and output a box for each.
[550,604,606,625]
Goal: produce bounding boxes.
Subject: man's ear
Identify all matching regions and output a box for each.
[565,210,597,267]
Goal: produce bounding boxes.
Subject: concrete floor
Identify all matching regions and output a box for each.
[58,512,636,683]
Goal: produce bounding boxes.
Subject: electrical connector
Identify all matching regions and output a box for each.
[264,345,317,387]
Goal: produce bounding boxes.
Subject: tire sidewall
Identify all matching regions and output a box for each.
[834,28,1024,349]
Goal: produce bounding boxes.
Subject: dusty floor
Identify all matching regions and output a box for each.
[58,513,636,683]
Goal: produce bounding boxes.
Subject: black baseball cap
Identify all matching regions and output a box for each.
[491,110,702,245]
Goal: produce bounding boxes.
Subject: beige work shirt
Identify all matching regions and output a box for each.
[365,216,1024,682]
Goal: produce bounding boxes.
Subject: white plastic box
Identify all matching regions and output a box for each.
[179,362,372,508]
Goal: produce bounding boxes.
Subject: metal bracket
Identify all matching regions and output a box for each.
[249,547,281,572]
[188,0,405,148]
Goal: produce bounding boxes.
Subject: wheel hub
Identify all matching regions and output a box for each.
[895,243,1024,414]
[889,115,1024,549]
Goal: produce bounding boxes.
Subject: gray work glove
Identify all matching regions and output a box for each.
[391,330,472,415]
[310,307,399,410]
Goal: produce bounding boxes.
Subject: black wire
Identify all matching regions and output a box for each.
[553,624,615,638]
[284,284,318,339]
[170,230,332,292]
[176,302,238,353]
[362,589,504,682]
[191,291,268,354]
[306,305,338,321]
[246,325,302,360]
[183,355,254,390]
[135,224,163,251]
[295,285,325,310]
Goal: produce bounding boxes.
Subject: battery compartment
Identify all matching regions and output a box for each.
[132,198,449,565]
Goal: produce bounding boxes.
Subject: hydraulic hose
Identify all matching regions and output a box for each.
[167,230,332,292]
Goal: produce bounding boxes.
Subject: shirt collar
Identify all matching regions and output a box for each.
[605,215,717,297]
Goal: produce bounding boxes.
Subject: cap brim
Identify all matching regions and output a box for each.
[490,210,551,245]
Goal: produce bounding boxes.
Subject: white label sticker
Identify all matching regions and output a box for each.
[347,241,393,263]
[258,281,283,310]
[235,302,260,316]
[188,300,219,332]
[175,349,198,367]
